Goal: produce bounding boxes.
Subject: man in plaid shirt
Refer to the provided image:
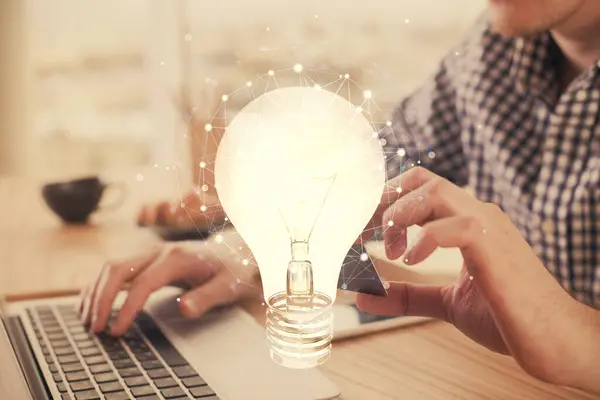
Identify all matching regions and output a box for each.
[83,1,600,392]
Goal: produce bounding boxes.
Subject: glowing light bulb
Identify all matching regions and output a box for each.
[215,87,385,369]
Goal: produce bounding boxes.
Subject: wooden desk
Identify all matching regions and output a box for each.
[0,171,596,400]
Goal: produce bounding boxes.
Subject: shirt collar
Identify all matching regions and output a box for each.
[511,31,600,103]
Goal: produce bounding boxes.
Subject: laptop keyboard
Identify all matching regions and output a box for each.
[26,304,220,399]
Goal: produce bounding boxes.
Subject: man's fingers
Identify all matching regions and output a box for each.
[89,249,160,332]
[109,249,215,335]
[402,216,486,266]
[178,273,241,319]
[356,281,451,322]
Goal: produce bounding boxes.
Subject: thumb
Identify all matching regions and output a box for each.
[178,274,240,318]
[356,281,452,322]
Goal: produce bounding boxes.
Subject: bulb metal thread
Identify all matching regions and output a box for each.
[265,292,334,369]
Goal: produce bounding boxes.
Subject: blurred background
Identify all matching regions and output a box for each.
[0,0,485,186]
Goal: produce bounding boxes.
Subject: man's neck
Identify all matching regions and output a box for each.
[551,8,600,91]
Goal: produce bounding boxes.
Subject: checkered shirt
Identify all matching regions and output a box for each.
[381,16,600,307]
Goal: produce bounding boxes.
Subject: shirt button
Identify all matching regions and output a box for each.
[541,220,555,234]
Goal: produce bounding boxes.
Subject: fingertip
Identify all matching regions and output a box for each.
[179,295,205,319]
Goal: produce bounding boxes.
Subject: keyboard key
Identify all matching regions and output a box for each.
[77,340,96,349]
[74,389,100,400]
[45,326,64,334]
[69,326,86,334]
[118,367,141,377]
[162,386,187,398]
[182,376,207,388]
[81,347,101,357]
[61,393,72,400]
[58,355,79,364]
[63,363,84,373]
[57,382,68,392]
[99,381,124,394]
[94,372,117,383]
[70,380,94,392]
[108,351,129,361]
[49,363,58,373]
[51,339,72,348]
[53,373,63,383]
[46,355,55,364]
[141,359,163,370]
[172,366,197,379]
[131,385,156,397]
[147,369,170,379]
[72,333,91,342]
[154,377,177,389]
[89,363,111,374]
[113,359,135,369]
[133,352,156,362]
[190,386,217,398]
[104,392,130,400]
[48,333,67,341]
[55,347,75,356]
[66,371,89,382]
[124,376,148,387]
[84,355,105,365]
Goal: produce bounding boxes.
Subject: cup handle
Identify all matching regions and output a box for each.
[98,182,127,211]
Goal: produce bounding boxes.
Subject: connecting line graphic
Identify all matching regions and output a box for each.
[162,65,430,297]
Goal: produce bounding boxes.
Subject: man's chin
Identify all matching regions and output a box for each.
[489,17,540,38]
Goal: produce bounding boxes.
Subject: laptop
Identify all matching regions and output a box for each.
[0,287,341,400]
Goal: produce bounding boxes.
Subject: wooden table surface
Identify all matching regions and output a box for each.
[0,169,597,400]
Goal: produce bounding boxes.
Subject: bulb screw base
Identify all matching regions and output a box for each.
[265,292,334,369]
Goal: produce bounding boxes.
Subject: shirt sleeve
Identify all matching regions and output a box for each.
[380,56,468,186]
[379,13,491,186]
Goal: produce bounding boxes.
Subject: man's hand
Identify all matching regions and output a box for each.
[79,229,260,336]
[356,167,600,392]
[136,192,225,230]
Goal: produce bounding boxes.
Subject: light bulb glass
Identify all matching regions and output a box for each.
[214,86,385,369]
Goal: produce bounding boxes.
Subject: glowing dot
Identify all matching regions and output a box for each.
[338,74,343,79]
[455,51,460,56]
[160,61,165,66]
[153,163,159,168]
[380,138,387,146]
[221,94,229,102]
[355,106,363,113]
[428,151,436,159]
[224,217,229,222]
[469,276,474,281]
[386,120,392,127]
[293,64,303,73]
[417,160,421,164]
[215,234,223,243]
[482,229,487,234]
[200,205,207,212]
[360,253,369,262]
[387,220,394,227]
[204,123,213,132]
[201,184,209,192]
[363,90,372,99]
[199,161,206,168]
[397,148,406,157]
[180,202,185,208]
[237,278,242,283]
[176,297,181,302]
[268,70,275,76]
[314,84,322,90]
[396,187,403,193]
[405,259,409,263]
[411,163,415,167]
[246,81,252,87]
[265,26,270,32]
[135,173,144,182]
[344,73,350,79]
[184,33,192,41]
[314,14,319,19]
[130,268,134,272]
[165,166,170,171]
[477,124,484,130]
[404,19,410,24]
[242,259,249,266]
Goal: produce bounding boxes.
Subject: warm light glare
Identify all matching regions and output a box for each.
[215,86,385,369]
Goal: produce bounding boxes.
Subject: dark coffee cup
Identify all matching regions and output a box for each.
[41,176,126,224]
